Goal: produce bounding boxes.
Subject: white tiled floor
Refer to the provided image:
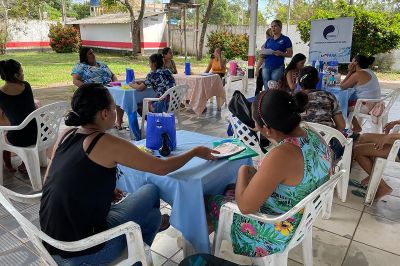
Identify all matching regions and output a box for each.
[1,79,400,265]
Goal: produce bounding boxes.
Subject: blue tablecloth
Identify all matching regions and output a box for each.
[116,130,253,254]
[107,86,156,140]
[323,86,355,121]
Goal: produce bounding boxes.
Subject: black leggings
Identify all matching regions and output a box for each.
[255,69,264,96]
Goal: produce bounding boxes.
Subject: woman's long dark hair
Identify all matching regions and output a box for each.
[79,47,92,64]
[65,83,112,126]
[162,47,171,56]
[0,59,22,83]
[354,55,375,69]
[252,90,308,134]
[299,66,319,90]
[149,53,164,69]
[285,53,307,73]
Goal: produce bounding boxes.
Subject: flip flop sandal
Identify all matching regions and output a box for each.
[351,189,366,198]
[159,214,170,232]
[349,179,367,190]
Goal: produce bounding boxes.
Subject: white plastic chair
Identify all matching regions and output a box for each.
[141,85,188,138]
[213,170,345,266]
[224,60,248,93]
[0,185,152,266]
[0,101,67,191]
[347,89,400,133]
[306,122,353,204]
[226,113,265,159]
[364,124,400,205]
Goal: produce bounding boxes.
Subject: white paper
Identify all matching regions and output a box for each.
[212,142,245,158]
[260,48,274,55]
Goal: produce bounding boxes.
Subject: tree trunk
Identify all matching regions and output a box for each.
[123,0,145,57]
[197,0,214,60]
[0,0,9,54]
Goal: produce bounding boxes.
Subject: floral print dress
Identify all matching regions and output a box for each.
[71,61,113,85]
[206,127,333,257]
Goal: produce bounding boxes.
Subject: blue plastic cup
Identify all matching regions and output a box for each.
[126,68,134,83]
[184,62,191,75]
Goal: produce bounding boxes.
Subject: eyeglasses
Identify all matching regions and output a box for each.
[257,92,268,126]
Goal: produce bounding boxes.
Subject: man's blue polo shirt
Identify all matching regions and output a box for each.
[264,34,292,69]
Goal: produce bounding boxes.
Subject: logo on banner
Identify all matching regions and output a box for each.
[323,25,339,40]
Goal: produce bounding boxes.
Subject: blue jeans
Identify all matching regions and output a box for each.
[262,65,285,91]
[53,184,162,266]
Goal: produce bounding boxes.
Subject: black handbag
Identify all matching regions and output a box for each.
[228,90,255,128]
[228,90,270,151]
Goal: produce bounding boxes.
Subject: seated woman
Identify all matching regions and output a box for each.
[162,47,177,74]
[205,47,226,83]
[299,66,346,158]
[129,54,176,113]
[283,53,306,92]
[206,89,333,257]
[39,83,217,265]
[340,55,381,132]
[0,59,37,173]
[352,120,400,200]
[71,47,125,130]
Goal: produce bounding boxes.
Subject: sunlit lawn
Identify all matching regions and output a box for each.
[1,51,398,88]
[0,51,209,88]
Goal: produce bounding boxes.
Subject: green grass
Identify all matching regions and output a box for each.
[0,51,209,88]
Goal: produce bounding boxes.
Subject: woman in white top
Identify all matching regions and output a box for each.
[340,55,381,132]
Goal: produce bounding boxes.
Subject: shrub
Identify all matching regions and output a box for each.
[206,30,249,60]
[48,23,80,53]
[297,0,400,59]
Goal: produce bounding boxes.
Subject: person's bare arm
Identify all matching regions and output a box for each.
[72,74,84,87]
[129,82,146,91]
[285,47,293,57]
[273,48,293,58]
[286,70,296,91]
[205,60,212,73]
[235,144,302,214]
[333,113,346,133]
[218,57,225,71]
[340,72,358,89]
[103,134,217,175]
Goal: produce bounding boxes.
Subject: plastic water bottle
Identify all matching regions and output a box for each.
[184,60,191,75]
[315,61,320,72]
[131,69,135,82]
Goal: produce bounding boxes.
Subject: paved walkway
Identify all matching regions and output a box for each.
[1,79,400,265]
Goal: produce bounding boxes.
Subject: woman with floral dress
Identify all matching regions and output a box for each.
[129,54,176,113]
[206,89,333,257]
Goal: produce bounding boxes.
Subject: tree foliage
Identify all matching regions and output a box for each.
[48,23,80,53]
[206,30,248,60]
[296,0,400,57]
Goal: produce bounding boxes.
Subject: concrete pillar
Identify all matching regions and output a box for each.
[247,0,258,78]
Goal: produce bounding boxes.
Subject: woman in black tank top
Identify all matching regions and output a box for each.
[40,83,218,264]
[0,59,37,172]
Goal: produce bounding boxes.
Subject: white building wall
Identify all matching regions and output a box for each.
[6,19,55,49]
[80,24,131,43]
